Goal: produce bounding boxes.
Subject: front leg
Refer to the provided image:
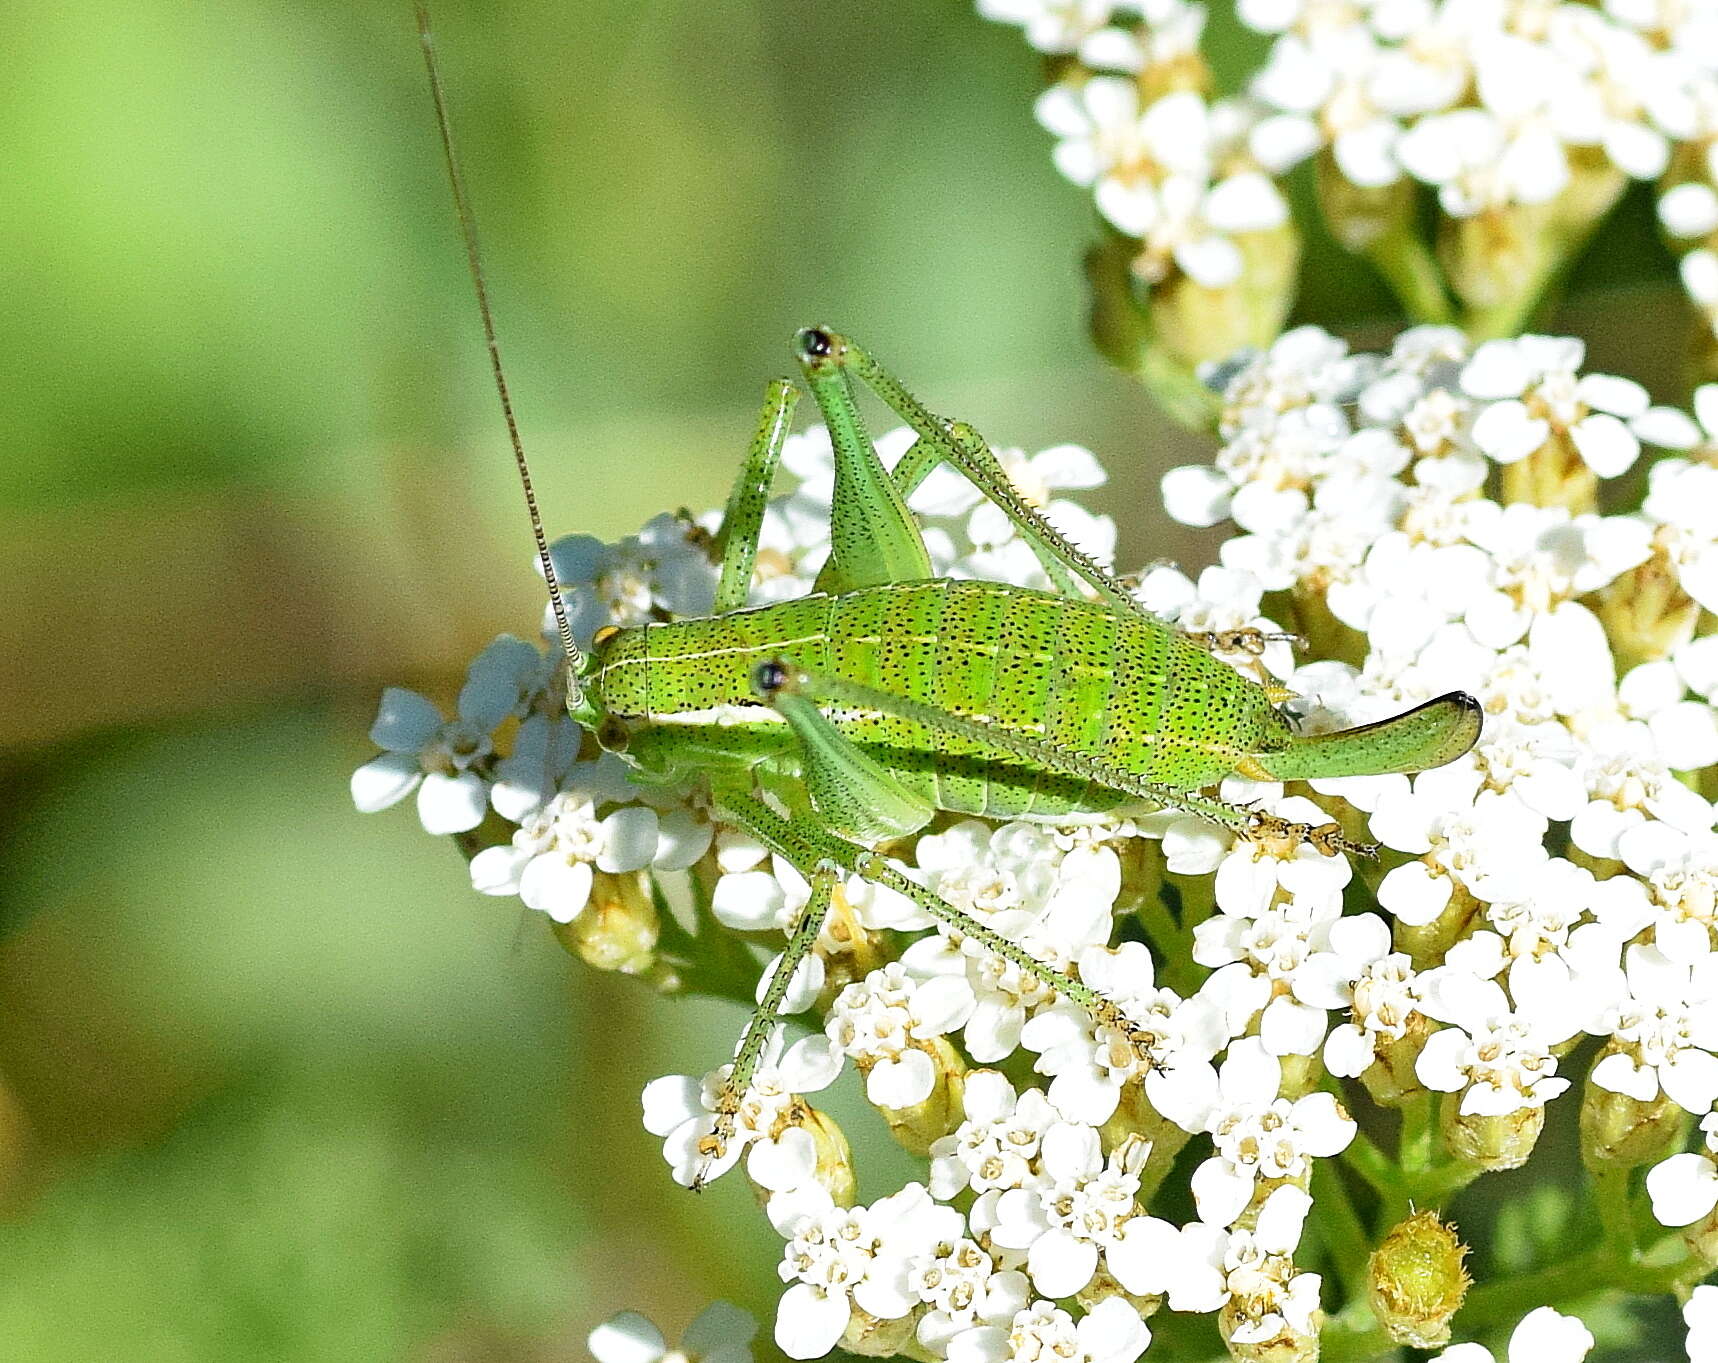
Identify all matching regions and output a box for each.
[695,853,839,1190]
[693,782,1166,1186]
[711,378,799,613]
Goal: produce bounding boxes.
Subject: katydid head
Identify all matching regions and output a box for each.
[794,326,856,379]
[414,1,589,716]
[751,659,791,700]
[793,326,837,361]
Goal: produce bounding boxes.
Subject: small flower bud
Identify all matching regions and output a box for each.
[1500,435,1599,514]
[1580,1051,1685,1170]
[1076,1261,1164,1320]
[1596,544,1702,671]
[816,883,890,998]
[1135,47,1210,106]
[1317,156,1416,254]
[1148,220,1301,376]
[875,1039,967,1157]
[1367,1212,1471,1349]
[1102,1081,1191,1183]
[1286,586,1369,672]
[839,1303,919,1358]
[1218,1296,1322,1363]
[553,869,659,975]
[1359,1018,1434,1109]
[1445,154,1625,350]
[1116,837,1166,923]
[1554,152,1629,245]
[1085,215,1302,432]
[1681,1201,1718,1269]
[1440,204,1553,337]
[798,1104,857,1209]
[1395,879,1482,969]
[1276,1053,1321,1103]
[1442,1101,1545,1172]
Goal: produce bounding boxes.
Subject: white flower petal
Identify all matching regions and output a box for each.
[416,770,488,835]
[652,808,713,871]
[368,687,443,750]
[1570,413,1639,477]
[519,856,594,923]
[1174,235,1244,288]
[1471,400,1548,464]
[1161,465,1234,528]
[1646,1152,1718,1227]
[469,843,531,896]
[1661,182,1718,239]
[711,871,786,931]
[598,805,661,873]
[350,751,423,813]
[588,1312,667,1363]
[774,1283,850,1361]
[1028,1230,1100,1299]
[1205,173,1287,232]
[641,1073,703,1137]
[867,1051,935,1108]
[1505,1306,1593,1363]
[748,1126,817,1191]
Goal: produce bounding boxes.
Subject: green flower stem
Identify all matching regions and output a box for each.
[1173,870,1217,936]
[1333,1105,1404,1204]
[1136,342,1222,434]
[1312,1162,1376,1301]
[1320,1300,1392,1363]
[1135,1120,1195,1209]
[1463,292,1548,344]
[1368,228,1455,326]
[1134,888,1189,984]
[1594,1167,1638,1260]
[1405,1156,1481,1209]
[652,915,761,1007]
[1399,1093,1437,1174]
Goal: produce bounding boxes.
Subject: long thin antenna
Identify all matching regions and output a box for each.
[414,2,586,702]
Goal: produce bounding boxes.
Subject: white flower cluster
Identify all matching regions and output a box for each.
[635,332,1716,1358]
[1164,327,1718,1126]
[981,0,1291,290]
[1033,80,1290,289]
[359,340,1718,1359]
[984,0,1718,355]
[1238,0,1686,209]
[351,520,719,925]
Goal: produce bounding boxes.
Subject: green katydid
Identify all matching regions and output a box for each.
[413,6,1481,1181]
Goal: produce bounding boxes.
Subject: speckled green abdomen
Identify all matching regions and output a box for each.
[591,579,1294,820]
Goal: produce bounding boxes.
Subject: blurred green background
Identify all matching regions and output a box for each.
[1,1,1692,1358]
[0,1,1203,1358]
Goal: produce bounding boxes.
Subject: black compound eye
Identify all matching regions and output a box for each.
[595,716,630,752]
[795,327,834,361]
[753,660,789,696]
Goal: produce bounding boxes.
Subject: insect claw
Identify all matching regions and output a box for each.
[675,507,718,557]
[1188,627,1309,657]
[690,1103,740,1193]
[1244,811,1375,859]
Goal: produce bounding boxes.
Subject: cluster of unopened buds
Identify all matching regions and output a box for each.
[357,318,1718,1360]
[981,0,1718,391]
